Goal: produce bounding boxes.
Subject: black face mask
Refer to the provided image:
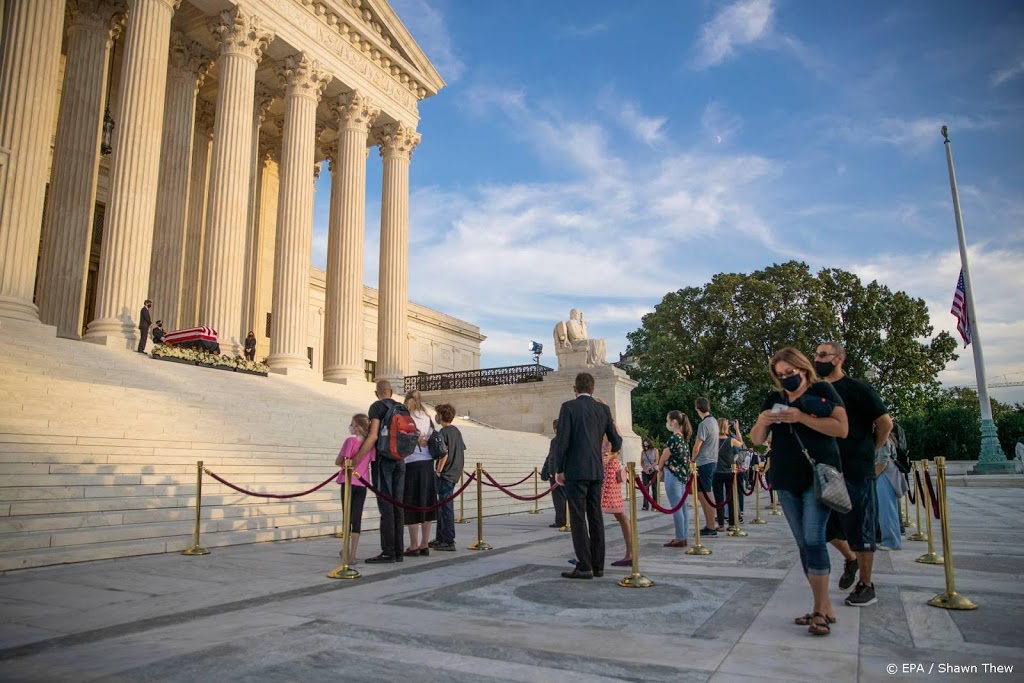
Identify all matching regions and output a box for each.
[780,374,803,392]
[814,360,836,377]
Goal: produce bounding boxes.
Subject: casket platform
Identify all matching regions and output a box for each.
[161,326,220,353]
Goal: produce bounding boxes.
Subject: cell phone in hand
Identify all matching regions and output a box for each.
[771,403,789,414]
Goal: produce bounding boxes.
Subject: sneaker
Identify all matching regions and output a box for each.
[428,540,441,548]
[434,542,456,551]
[699,527,718,537]
[838,558,859,590]
[845,581,877,607]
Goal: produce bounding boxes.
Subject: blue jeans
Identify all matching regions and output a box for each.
[435,476,455,544]
[875,476,902,550]
[777,487,831,576]
[662,469,690,541]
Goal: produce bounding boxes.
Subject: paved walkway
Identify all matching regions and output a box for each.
[1,485,1022,682]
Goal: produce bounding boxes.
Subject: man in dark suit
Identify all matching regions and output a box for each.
[553,372,622,579]
[138,300,152,353]
[540,419,566,529]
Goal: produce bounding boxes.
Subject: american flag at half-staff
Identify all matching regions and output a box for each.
[950,269,971,347]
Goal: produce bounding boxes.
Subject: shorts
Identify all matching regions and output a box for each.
[825,477,877,552]
[697,462,715,494]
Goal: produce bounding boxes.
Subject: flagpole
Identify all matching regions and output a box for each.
[941,125,1008,473]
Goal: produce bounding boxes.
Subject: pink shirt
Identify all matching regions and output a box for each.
[337,436,372,487]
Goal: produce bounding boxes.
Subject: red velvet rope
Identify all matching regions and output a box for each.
[634,475,691,513]
[905,471,916,504]
[482,471,557,501]
[923,469,941,520]
[355,473,476,512]
[913,468,924,510]
[741,472,756,497]
[699,472,735,510]
[204,468,339,499]
[477,470,535,488]
[758,470,772,491]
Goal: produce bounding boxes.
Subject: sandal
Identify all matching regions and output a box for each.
[795,613,836,626]
[808,612,831,636]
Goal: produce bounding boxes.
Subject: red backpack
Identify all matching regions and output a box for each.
[376,400,419,460]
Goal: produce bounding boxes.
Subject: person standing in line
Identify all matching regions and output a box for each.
[815,342,893,608]
[244,331,257,361]
[750,347,848,637]
[692,398,720,537]
[429,403,464,552]
[600,433,633,568]
[335,413,371,564]
[137,299,152,353]
[874,432,905,551]
[352,380,406,564]
[540,419,567,528]
[712,418,745,531]
[553,372,622,579]
[640,439,659,511]
[657,410,693,548]
[402,389,437,557]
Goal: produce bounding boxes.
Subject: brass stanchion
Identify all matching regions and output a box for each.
[687,463,711,556]
[768,488,782,516]
[915,460,943,565]
[327,461,361,580]
[619,463,653,588]
[727,465,748,537]
[456,473,469,524]
[468,463,492,550]
[750,465,767,524]
[909,461,928,542]
[529,467,542,514]
[900,486,913,531]
[928,457,977,610]
[182,460,209,556]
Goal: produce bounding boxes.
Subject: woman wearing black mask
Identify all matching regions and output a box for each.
[750,347,848,637]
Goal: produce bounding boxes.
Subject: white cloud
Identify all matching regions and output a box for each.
[559,22,608,39]
[991,57,1024,87]
[388,0,466,83]
[826,114,996,153]
[616,103,667,145]
[701,102,743,145]
[694,0,775,68]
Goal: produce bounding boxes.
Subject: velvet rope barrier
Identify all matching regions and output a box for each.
[758,470,772,491]
[475,470,535,489]
[356,473,476,512]
[741,471,756,497]
[481,470,558,501]
[924,469,942,520]
[699,472,734,510]
[914,468,925,511]
[634,475,691,514]
[204,468,339,499]
[905,471,916,504]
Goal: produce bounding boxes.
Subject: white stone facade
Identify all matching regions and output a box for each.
[0,0,467,381]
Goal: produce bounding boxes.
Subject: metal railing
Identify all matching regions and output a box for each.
[404,364,553,392]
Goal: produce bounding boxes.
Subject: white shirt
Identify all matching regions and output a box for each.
[404,411,433,464]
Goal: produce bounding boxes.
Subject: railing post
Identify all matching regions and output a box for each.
[182,460,209,556]
[468,463,492,550]
[618,463,652,588]
[327,461,361,580]
[529,466,541,514]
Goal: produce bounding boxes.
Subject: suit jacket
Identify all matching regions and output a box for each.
[540,439,556,481]
[552,395,621,481]
[139,306,152,330]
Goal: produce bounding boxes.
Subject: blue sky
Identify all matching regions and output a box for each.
[312,0,1024,403]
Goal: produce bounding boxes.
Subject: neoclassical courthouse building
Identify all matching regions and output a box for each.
[0,0,484,383]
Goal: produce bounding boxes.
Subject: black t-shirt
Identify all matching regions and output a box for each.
[438,425,466,484]
[760,381,844,493]
[831,376,889,483]
[716,437,736,474]
[368,398,397,424]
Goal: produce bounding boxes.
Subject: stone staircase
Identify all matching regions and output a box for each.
[0,319,551,572]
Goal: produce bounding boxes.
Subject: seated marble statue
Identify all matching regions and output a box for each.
[552,308,606,369]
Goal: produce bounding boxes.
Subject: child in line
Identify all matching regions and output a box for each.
[336,413,371,564]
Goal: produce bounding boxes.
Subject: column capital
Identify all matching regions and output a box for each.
[168,31,214,89]
[66,0,126,39]
[278,53,332,102]
[254,81,278,122]
[209,6,274,62]
[196,98,216,138]
[258,134,279,166]
[334,90,379,133]
[374,122,420,161]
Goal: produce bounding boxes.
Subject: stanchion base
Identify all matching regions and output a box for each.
[468,541,493,551]
[528,510,542,515]
[909,533,929,542]
[182,546,209,556]
[727,529,749,537]
[750,517,767,525]
[915,552,944,565]
[334,532,345,539]
[904,522,917,529]
[686,545,712,556]
[768,510,782,516]
[928,591,977,610]
[618,574,654,588]
[558,525,571,533]
[456,519,470,524]
[326,566,361,580]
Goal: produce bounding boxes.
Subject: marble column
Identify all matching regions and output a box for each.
[253,140,279,361]
[241,82,276,338]
[147,32,211,331]
[199,6,273,355]
[83,0,180,347]
[373,122,420,384]
[179,98,213,328]
[324,91,377,383]
[0,0,68,322]
[36,0,124,338]
[266,53,331,373]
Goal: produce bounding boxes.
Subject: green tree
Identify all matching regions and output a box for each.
[626,261,958,438]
